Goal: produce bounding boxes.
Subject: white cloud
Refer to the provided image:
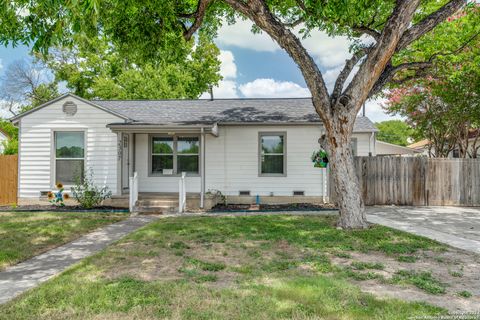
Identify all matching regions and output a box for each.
[219,50,237,79]
[202,80,239,99]
[0,59,3,71]
[299,30,352,69]
[239,78,310,98]
[216,19,279,52]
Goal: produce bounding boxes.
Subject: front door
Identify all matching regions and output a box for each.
[122,133,130,191]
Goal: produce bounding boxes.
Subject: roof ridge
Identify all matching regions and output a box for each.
[93,97,313,102]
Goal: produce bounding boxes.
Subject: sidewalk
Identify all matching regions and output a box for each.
[0,215,159,305]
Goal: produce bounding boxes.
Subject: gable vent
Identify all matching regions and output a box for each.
[63,101,77,116]
[293,191,305,196]
[239,190,251,196]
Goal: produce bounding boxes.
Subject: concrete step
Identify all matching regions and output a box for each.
[134,206,179,214]
[137,199,179,207]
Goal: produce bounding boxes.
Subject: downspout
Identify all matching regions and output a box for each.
[200,128,206,209]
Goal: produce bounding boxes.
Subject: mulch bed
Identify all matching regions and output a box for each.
[210,203,337,212]
[0,205,128,212]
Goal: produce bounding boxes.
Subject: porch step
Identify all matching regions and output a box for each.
[137,199,179,207]
[134,198,180,214]
[134,205,179,214]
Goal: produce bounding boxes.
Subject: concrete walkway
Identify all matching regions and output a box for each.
[367,206,480,254]
[0,215,159,305]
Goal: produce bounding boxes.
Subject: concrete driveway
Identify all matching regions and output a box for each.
[367,206,480,254]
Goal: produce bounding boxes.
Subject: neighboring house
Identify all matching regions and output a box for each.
[408,133,480,158]
[408,139,430,156]
[11,93,378,209]
[375,140,420,156]
[0,128,10,154]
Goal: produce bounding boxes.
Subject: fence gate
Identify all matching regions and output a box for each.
[0,155,18,206]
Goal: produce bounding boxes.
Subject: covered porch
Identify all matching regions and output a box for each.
[108,123,219,211]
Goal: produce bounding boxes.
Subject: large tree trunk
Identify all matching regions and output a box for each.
[323,117,369,229]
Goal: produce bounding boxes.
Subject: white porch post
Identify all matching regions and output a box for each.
[116,132,122,196]
[200,128,206,209]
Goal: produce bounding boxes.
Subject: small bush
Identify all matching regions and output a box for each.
[72,169,112,209]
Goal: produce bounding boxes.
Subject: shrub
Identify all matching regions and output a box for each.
[71,169,112,209]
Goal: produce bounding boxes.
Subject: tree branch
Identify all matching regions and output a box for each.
[397,0,466,51]
[342,0,421,111]
[182,0,212,41]
[370,61,432,96]
[352,25,380,41]
[331,47,370,103]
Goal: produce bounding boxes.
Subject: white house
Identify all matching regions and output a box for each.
[11,93,378,210]
[0,128,9,154]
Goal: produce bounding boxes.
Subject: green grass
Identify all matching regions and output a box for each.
[0,215,447,319]
[396,255,418,263]
[0,211,127,270]
[391,270,447,294]
[351,261,385,270]
[457,290,472,298]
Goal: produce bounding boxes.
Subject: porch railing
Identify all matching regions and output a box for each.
[129,171,138,212]
[178,172,187,213]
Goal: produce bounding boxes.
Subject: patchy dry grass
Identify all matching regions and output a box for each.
[1,214,479,319]
[0,211,127,270]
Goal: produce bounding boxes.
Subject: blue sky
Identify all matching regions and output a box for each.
[0,19,396,122]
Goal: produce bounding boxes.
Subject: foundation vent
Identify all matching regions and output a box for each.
[239,190,251,196]
[293,191,305,196]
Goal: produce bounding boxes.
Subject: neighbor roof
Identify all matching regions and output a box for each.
[408,139,430,149]
[95,98,378,132]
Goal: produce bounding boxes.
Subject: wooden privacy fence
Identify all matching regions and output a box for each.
[0,155,18,206]
[330,157,480,206]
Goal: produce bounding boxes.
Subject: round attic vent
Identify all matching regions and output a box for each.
[63,101,77,116]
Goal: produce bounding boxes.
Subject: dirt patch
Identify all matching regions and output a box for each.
[331,250,480,312]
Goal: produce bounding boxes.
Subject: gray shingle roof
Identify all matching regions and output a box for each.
[93,98,378,132]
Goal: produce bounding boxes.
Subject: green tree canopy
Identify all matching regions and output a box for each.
[375,120,414,147]
[41,34,221,100]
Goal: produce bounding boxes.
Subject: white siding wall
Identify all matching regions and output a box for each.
[18,97,122,198]
[133,126,373,196]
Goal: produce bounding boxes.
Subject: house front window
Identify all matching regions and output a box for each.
[259,132,286,176]
[54,131,85,185]
[150,135,199,175]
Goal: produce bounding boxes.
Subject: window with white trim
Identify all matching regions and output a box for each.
[259,133,286,176]
[151,136,199,175]
[54,131,85,185]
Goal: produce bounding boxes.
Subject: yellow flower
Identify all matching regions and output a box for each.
[63,193,70,200]
[47,192,54,200]
[56,182,63,189]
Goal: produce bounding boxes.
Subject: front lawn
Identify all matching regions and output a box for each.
[2,214,477,319]
[0,211,127,270]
